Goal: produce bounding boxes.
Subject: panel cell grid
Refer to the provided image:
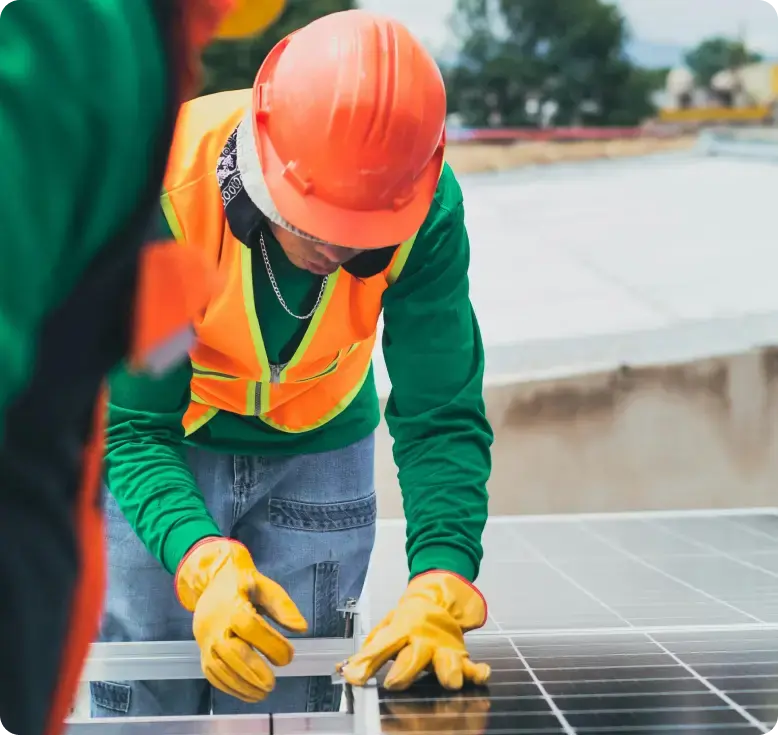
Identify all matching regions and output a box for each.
[370,511,778,735]
[377,632,778,734]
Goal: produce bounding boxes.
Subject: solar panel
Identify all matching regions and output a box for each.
[367,511,778,632]
[66,511,778,734]
[366,511,778,734]
[376,630,778,734]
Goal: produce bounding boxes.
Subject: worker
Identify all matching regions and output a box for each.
[0,1,286,734]
[94,9,494,719]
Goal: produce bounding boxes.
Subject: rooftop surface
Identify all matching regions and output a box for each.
[373,150,778,392]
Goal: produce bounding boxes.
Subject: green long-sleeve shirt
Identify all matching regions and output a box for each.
[105,161,493,581]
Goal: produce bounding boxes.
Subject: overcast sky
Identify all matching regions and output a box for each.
[359,0,778,57]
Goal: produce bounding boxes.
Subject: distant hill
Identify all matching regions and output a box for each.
[436,38,689,72]
[625,39,777,70]
[437,37,778,73]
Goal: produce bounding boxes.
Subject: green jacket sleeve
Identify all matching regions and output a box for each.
[0,0,86,426]
[381,163,493,583]
[104,360,223,574]
[0,0,165,437]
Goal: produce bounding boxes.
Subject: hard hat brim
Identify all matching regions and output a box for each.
[256,130,445,249]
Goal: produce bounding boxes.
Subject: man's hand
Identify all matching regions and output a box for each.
[175,537,308,701]
[338,571,491,690]
[382,692,491,734]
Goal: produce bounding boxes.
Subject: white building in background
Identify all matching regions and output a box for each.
[659,61,778,123]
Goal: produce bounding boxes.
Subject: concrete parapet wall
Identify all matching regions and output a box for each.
[705,126,778,143]
[697,128,778,159]
[374,346,778,518]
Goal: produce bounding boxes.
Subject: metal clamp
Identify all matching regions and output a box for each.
[337,596,359,639]
[334,598,362,714]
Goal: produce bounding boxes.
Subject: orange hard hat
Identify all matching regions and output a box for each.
[251,10,447,249]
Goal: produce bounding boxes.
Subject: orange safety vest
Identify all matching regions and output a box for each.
[161,89,419,435]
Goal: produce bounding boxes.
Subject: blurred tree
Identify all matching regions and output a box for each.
[641,66,671,91]
[445,0,659,126]
[199,0,356,96]
[684,36,762,87]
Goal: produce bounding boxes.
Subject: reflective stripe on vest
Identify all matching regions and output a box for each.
[160,89,421,435]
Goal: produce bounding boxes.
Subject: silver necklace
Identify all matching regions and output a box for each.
[259,230,328,321]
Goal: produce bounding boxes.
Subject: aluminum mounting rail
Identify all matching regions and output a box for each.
[81,637,356,682]
[81,599,361,683]
[68,600,378,734]
[68,712,358,735]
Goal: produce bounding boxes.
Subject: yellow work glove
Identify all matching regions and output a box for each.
[381,694,491,734]
[338,571,491,690]
[175,537,308,702]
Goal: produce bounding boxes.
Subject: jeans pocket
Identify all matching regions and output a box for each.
[268,492,377,532]
[90,681,131,714]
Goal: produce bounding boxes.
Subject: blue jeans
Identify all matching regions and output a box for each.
[91,433,376,717]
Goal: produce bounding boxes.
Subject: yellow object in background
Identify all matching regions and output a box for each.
[215,0,287,39]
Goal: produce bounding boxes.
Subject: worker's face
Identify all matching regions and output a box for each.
[270,223,364,276]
